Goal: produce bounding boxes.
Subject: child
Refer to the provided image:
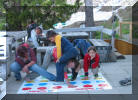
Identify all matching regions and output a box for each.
[46,30,79,87]
[66,58,81,81]
[53,47,80,82]
[83,46,100,80]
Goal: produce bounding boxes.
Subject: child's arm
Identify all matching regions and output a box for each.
[92,54,100,69]
[64,72,69,83]
[64,68,77,88]
[84,54,89,76]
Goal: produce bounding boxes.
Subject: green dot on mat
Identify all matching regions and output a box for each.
[68,76,71,78]
[80,75,85,77]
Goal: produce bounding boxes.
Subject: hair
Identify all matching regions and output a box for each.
[17,46,28,58]
[31,20,34,23]
[68,58,80,70]
[87,46,96,52]
[35,27,42,34]
[46,30,57,39]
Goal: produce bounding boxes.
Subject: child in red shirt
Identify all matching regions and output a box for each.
[83,46,100,80]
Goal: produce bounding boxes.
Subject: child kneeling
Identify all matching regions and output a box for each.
[83,46,100,80]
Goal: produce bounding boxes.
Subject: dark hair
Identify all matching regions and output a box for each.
[88,46,96,52]
[68,58,80,70]
[35,27,42,34]
[31,20,34,23]
[46,30,57,39]
[17,46,28,58]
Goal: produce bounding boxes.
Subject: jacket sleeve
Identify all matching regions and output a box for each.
[92,53,100,69]
[31,29,39,48]
[55,35,62,59]
[83,54,89,73]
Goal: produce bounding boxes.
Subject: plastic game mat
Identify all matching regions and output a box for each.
[17,73,112,94]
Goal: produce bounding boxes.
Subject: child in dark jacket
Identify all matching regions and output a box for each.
[67,58,81,81]
[83,46,100,80]
[53,48,80,81]
[46,30,79,87]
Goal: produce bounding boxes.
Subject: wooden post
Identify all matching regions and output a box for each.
[119,22,122,39]
[129,23,132,42]
[89,32,92,39]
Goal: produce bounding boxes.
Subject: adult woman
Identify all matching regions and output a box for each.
[10,43,56,81]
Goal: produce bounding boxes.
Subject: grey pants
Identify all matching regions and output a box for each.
[79,59,99,75]
[42,46,55,70]
[92,67,99,75]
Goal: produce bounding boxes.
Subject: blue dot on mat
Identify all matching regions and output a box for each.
[70,81,77,85]
[39,83,47,86]
[82,81,91,84]
[24,83,33,86]
[96,80,105,83]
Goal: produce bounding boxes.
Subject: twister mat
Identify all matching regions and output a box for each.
[18,73,112,94]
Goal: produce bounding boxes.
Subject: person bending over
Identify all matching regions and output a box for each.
[46,30,79,87]
[10,43,56,81]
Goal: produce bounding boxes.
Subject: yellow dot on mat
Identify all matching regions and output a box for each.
[81,78,89,80]
[95,77,102,80]
[40,80,48,82]
[26,81,34,83]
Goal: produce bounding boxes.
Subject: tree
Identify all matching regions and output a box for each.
[5,0,80,31]
[85,0,95,38]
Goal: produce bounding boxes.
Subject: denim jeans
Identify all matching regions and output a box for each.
[10,62,56,81]
[56,47,79,81]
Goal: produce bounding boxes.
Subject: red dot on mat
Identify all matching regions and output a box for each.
[37,87,47,90]
[53,86,62,89]
[22,87,32,90]
[83,85,93,87]
[98,84,108,87]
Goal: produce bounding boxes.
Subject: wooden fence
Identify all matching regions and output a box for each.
[119,21,132,42]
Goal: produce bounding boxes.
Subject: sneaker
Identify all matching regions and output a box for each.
[16,78,21,81]
[119,78,131,86]
[26,72,39,80]
[94,74,98,79]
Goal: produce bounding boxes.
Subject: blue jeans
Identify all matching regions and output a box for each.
[56,48,79,81]
[10,62,56,81]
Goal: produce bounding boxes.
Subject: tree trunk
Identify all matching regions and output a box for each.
[85,0,95,38]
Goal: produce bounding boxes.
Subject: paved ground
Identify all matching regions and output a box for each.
[6,55,132,95]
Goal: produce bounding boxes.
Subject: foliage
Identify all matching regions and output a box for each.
[0,18,6,30]
[121,24,130,34]
[4,0,81,31]
[95,31,111,39]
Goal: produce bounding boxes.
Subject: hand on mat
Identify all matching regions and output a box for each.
[68,83,77,88]
[22,65,29,74]
[82,76,89,80]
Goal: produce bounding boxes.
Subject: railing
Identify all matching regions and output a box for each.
[43,26,113,40]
